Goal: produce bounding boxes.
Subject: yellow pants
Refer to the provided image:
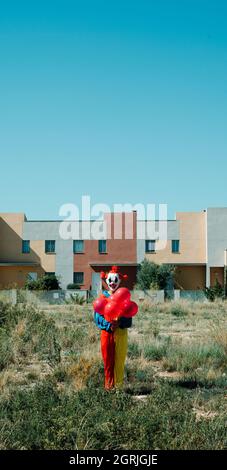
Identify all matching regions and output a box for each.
[114,328,128,388]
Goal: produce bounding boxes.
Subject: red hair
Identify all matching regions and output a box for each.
[100,265,128,280]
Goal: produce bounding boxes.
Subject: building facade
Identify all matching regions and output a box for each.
[0,208,227,290]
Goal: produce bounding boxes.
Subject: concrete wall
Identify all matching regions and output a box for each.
[56,239,73,288]
[0,289,17,304]
[23,221,73,289]
[0,289,87,305]
[22,289,87,305]
[206,208,227,287]
[207,208,227,267]
[131,289,165,303]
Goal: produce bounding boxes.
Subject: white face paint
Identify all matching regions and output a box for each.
[106,272,121,292]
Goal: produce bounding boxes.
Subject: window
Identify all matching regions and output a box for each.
[99,240,107,253]
[45,240,56,253]
[73,272,84,285]
[73,240,84,253]
[172,240,180,253]
[22,240,30,254]
[27,272,38,281]
[45,272,55,276]
[145,240,156,253]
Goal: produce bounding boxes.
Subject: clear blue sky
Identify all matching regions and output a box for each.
[0,0,227,220]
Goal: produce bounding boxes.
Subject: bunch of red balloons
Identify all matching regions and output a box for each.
[93,288,138,322]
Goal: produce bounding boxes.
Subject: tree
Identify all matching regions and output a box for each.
[136,260,158,290]
[157,263,175,290]
[136,259,175,291]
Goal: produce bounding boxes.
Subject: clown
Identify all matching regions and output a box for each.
[94,266,137,390]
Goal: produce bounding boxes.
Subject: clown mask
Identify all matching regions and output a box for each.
[101,266,128,293]
[106,272,121,292]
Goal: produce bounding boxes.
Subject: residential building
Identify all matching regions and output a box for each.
[1,208,227,291]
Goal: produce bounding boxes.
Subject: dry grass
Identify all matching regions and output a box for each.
[0,298,227,449]
[210,323,227,355]
[67,355,100,390]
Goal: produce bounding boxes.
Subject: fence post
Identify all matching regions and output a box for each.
[174,290,180,301]
[11,289,17,305]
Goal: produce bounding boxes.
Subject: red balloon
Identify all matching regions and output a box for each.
[122,299,132,313]
[120,300,138,318]
[112,287,130,303]
[93,296,108,315]
[128,301,138,317]
[104,300,119,321]
[94,287,138,322]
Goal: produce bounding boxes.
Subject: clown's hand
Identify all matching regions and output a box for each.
[110,319,120,332]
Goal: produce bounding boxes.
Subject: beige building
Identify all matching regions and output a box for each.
[137,208,227,290]
[0,213,45,288]
[139,211,206,290]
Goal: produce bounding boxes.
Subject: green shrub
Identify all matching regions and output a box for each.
[67,283,81,290]
[59,326,86,354]
[16,290,27,303]
[0,329,14,371]
[0,301,10,327]
[53,366,68,383]
[0,301,24,329]
[171,305,188,317]
[134,367,154,385]
[25,274,60,291]
[149,320,160,338]
[143,337,171,361]
[128,342,140,359]
[174,372,227,390]
[137,260,175,291]
[87,292,95,304]
[204,280,224,302]
[0,380,226,449]
[157,264,175,290]
[22,309,61,364]
[163,343,226,373]
[136,260,158,290]
[27,372,39,381]
[65,294,85,305]
[0,303,61,370]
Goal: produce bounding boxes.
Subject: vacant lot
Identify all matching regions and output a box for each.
[0,298,226,449]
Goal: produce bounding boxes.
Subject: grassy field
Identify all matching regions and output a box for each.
[0,298,227,450]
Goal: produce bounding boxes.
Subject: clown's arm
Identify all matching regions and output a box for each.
[94,312,132,331]
[94,312,113,332]
[119,316,132,329]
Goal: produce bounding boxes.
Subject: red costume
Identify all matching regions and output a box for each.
[93,266,138,389]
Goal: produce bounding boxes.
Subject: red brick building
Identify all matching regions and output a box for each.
[74,212,138,291]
